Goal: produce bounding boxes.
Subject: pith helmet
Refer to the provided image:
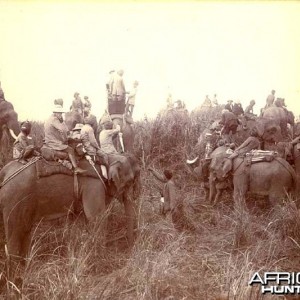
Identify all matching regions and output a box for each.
[72,123,84,131]
[53,104,66,113]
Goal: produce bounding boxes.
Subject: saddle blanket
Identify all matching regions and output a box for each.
[36,159,74,178]
[245,150,278,164]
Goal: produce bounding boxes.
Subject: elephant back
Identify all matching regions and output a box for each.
[262,107,287,123]
[274,157,297,191]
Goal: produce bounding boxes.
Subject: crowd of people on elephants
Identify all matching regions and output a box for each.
[1,76,300,231]
[190,88,300,208]
[1,69,139,185]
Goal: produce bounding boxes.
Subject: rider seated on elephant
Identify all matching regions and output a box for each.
[228,128,261,160]
[69,123,84,140]
[13,121,37,163]
[232,100,244,117]
[43,104,86,174]
[99,119,121,154]
[80,115,109,172]
[219,109,240,143]
[244,100,256,120]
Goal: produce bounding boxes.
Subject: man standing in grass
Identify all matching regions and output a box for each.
[148,168,177,223]
[148,167,196,231]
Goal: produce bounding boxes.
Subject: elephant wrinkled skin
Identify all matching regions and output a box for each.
[208,146,232,204]
[0,155,140,263]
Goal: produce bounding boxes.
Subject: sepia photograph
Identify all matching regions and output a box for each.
[0,0,300,298]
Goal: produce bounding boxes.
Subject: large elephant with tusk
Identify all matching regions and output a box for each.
[0,100,20,142]
[0,100,20,167]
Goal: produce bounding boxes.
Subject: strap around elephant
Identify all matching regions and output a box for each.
[0,156,41,188]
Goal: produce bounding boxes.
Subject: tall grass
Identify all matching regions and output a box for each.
[1,107,300,299]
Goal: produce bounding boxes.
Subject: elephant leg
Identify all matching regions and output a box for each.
[5,228,27,284]
[233,176,248,211]
[213,189,222,206]
[122,193,136,245]
[209,184,217,205]
[204,186,210,202]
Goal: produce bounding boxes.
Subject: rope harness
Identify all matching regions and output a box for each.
[0,157,107,198]
[0,156,41,188]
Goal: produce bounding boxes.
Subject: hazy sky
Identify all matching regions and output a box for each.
[0,1,299,121]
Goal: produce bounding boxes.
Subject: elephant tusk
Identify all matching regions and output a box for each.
[9,129,18,140]
[186,156,199,164]
[119,133,125,153]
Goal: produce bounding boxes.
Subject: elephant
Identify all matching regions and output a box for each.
[209,146,296,206]
[262,106,295,140]
[0,100,20,142]
[187,117,281,180]
[187,146,232,202]
[0,154,140,267]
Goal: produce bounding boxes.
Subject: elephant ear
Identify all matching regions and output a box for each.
[255,118,280,142]
[222,159,232,176]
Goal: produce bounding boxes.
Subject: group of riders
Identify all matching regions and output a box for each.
[196,89,300,181]
[5,82,300,225]
[10,69,139,180]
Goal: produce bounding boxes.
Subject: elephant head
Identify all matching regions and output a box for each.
[209,146,232,181]
[0,100,20,141]
[210,155,231,181]
[254,117,281,142]
[108,154,140,197]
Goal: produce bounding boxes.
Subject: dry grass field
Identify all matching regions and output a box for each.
[1,108,300,299]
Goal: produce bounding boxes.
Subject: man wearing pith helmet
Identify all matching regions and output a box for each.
[43,103,86,174]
